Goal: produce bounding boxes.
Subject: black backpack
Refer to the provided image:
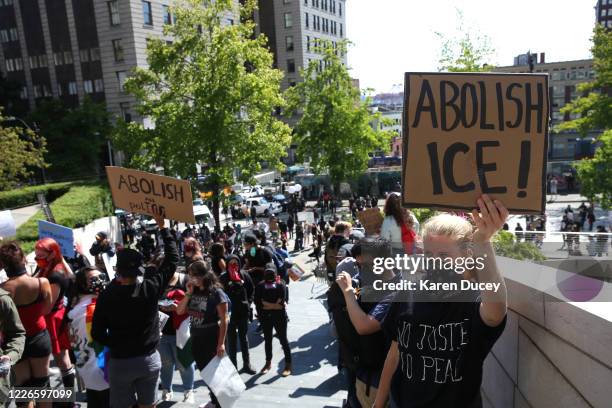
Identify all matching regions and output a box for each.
[326,282,389,375]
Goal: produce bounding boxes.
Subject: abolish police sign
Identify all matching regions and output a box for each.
[402,72,549,214]
[106,166,196,224]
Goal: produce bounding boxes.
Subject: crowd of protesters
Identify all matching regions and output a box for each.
[0,186,518,408]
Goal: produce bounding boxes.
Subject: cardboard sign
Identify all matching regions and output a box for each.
[357,208,384,236]
[403,72,549,214]
[38,220,74,258]
[106,166,195,224]
[0,210,16,238]
[297,211,315,223]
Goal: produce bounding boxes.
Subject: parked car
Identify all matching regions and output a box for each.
[239,185,265,199]
[193,203,215,229]
[245,197,282,217]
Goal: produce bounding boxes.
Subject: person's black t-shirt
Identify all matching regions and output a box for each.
[382,299,506,408]
[245,247,273,286]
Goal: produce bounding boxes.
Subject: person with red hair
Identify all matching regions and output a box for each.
[34,237,76,397]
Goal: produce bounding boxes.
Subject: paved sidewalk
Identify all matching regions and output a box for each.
[10,204,41,228]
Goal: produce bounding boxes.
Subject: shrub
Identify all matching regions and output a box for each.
[14,184,114,254]
[493,230,546,261]
[412,208,436,224]
[0,182,73,210]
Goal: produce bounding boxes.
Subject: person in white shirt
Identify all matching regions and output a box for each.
[380,193,419,252]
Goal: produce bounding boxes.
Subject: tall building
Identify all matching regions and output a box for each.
[255,0,347,91]
[495,56,599,177]
[595,0,612,27]
[0,0,237,124]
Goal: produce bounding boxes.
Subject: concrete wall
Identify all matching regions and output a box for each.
[481,257,612,408]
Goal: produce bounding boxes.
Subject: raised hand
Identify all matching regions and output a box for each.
[471,194,509,243]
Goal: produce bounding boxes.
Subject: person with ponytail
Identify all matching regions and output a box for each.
[33,237,76,397]
[0,242,53,401]
[66,266,110,407]
[381,192,419,255]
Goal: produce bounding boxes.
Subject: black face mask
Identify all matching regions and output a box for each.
[5,266,27,278]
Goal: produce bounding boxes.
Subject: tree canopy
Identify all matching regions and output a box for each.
[558,25,612,208]
[0,109,47,191]
[113,0,292,226]
[285,41,392,188]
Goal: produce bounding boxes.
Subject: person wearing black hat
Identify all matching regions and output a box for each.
[243,233,273,287]
[254,264,292,376]
[91,214,178,408]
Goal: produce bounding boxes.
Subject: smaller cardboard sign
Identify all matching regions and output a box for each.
[0,210,16,238]
[357,208,384,236]
[38,220,74,258]
[297,211,315,223]
[106,166,195,224]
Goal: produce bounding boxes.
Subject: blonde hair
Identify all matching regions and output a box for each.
[421,214,473,245]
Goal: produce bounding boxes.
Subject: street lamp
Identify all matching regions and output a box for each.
[4,116,46,183]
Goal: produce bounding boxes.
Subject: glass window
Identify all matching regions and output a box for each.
[29,56,38,69]
[340,23,343,37]
[33,85,42,98]
[142,1,153,25]
[9,28,17,41]
[284,12,292,28]
[108,1,120,26]
[64,51,73,64]
[304,0,307,5]
[19,86,27,100]
[68,82,77,95]
[287,59,295,73]
[53,52,64,66]
[120,102,132,122]
[58,83,64,96]
[306,35,310,51]
[94,78,104,92]
[84,80,94,94]
[286,35,294,52]
[339,2,342,16]
[163,5,172,25]
[42,84,51,97]
[80,49,90,62]
[90,47,100,61]
[116,71,127,92]
[0,30,8,43]
[112,39,124,61]
[305,12,309,28]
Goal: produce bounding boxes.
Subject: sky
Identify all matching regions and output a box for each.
[346,0,597,94]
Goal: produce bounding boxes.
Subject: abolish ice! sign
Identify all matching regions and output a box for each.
[106,166,196,224]
[402,72,549,214]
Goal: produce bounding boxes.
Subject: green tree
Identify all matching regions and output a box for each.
[557,26,612,208]
[493,230,545,261]
[285,41,392,191]
[113,0,291,228]
[0,109,47,190]
[28,98,110,182]
[437,11,495,72]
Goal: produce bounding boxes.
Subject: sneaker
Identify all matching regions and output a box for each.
[183,390,195,404]
[260,361,272,374]
[161,389,173,401]
[240,364,256,375]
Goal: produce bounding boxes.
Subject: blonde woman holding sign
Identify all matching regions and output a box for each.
[374,194,508,408]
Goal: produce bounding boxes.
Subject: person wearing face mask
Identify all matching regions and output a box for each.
[332,239,397,408]
[66,266,110,407]
[0,242,52,402]
[374,195,509,408]
[254,265,292,377]
[243,233,273,287]
[91,214,178,408]
[183,237,204,268]
[220,255,255,374]
[176,260,229,408]
[34,237,76,400]
[157,265,196,404]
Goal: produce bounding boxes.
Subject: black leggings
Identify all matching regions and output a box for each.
[261,310,291,364]
[192,327,221,408]
[227,316,250,367]
[86,389,110,408]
